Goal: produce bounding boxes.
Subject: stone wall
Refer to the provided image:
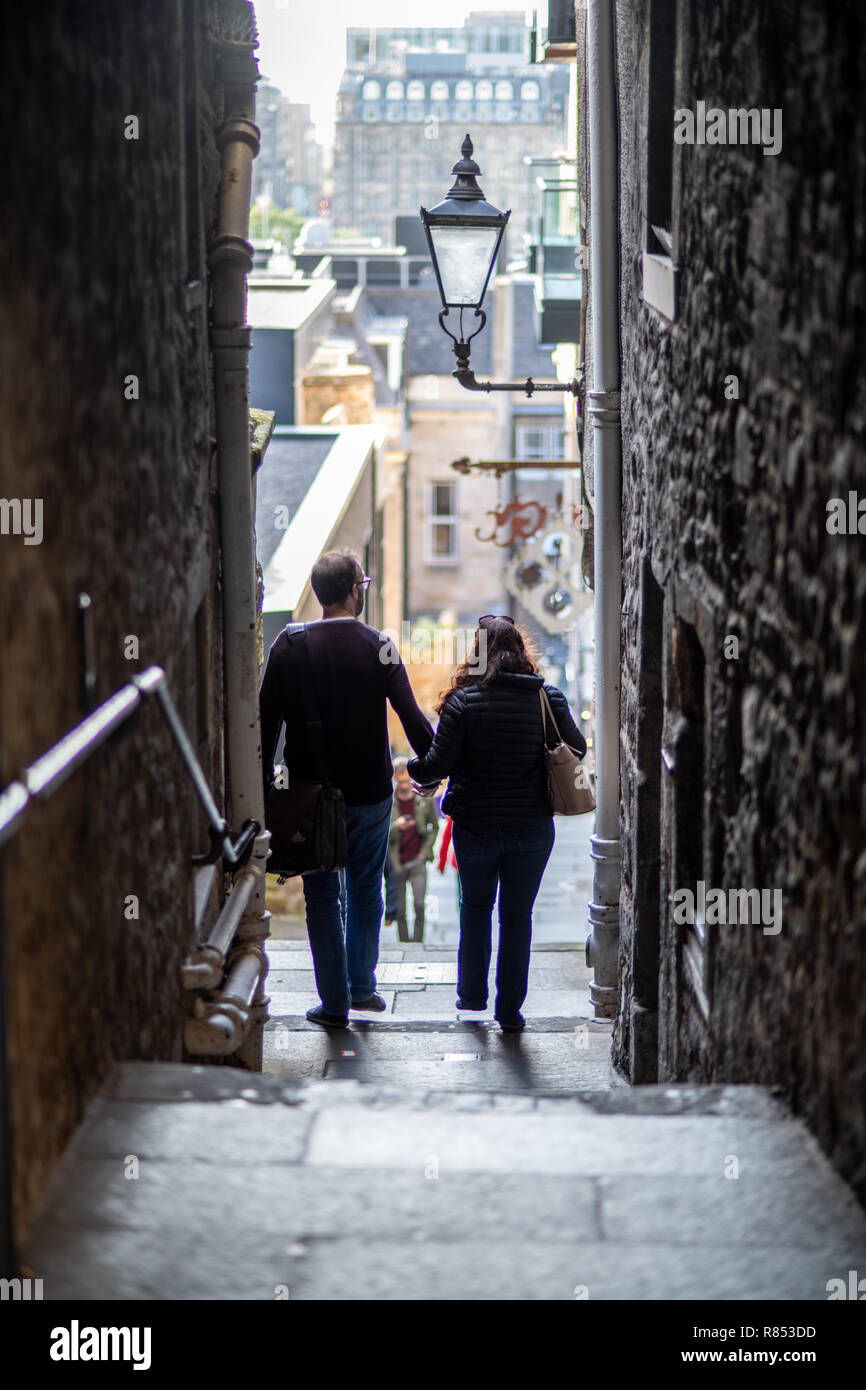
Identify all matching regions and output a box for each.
[0,0,253,1238]
[599,1,866,1197]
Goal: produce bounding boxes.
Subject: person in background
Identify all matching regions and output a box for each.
[383,832,398,926]
[437,815,461,914]
[407,616,585,1032]
[388,757,439,943]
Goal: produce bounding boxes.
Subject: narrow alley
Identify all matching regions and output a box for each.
[1,0,864,1354]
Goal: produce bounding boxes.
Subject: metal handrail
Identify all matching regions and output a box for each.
[0,665,259,865]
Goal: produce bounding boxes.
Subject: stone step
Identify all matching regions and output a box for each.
[263,1019,624,1092]
[25,1063,866,1301]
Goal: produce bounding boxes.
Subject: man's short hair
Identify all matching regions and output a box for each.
[393,757,410,775]
[310,551,361,607]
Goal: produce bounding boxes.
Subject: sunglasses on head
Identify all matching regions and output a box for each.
[478,614,515,626]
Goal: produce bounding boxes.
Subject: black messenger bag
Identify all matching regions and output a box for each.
[264,626,347,880]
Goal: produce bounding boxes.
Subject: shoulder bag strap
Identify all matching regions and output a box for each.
[539,686,563,750]
[287,627,330,785]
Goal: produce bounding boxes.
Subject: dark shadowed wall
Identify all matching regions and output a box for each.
[0,0,256,1239]
[578,1,866,1197]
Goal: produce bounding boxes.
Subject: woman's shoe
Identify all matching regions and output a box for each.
[496,1012,526,1032]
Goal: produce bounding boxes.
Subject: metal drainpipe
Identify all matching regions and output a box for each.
[209,36,271,1066]
[182,869,256,992]
[584,0,622,1019]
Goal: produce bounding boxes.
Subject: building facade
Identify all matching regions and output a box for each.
[574,0,866,1199]
[0,0,268,1249]
[253,80,323,215]
[333,12,569,246]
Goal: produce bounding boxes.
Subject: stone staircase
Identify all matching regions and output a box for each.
[24,931,866,1300]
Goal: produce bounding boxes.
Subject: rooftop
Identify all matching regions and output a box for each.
[258,425,385,614]
[247,275,334,331]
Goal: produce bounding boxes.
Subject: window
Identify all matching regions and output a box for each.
[408,258,433,286]
[386,80,404,99]
[455,80,473,100]
[430,80,449,100]
[365,258,401,287]
[665,616,709,1018]
[516,425,566,461]
[495,80,513,100]
[521,80,540,101]
[332,258,359,289]
[407,79,424,100]
[475,80,493,100]
[362,80,381,100]
[425,482,458,564]
[515,425,566,480]
[643,0,678,319]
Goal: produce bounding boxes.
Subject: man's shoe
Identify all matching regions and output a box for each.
[351,993,388,1012]
[456,997,487,1011]
[306,1006,349,1028]
[496,1012,526,1033]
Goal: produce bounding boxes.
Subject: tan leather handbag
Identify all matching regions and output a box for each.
[539,688,596,816]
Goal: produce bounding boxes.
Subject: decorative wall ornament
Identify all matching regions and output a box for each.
[474,494,582,547]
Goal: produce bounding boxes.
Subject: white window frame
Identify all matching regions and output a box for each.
[425,481,459,565]
[515,425,567,481]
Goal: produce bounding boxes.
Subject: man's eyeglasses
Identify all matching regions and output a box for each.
[357,575,372,591]
[478,614,515,625]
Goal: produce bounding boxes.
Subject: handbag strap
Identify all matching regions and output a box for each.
[539,686,563,751]
[539,685,583,755]
[286,626,330,785]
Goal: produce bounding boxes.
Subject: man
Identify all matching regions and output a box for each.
[260,551,433,1027]
[388,758,438,943]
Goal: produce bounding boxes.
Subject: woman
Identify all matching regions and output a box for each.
[407,616,586,1032]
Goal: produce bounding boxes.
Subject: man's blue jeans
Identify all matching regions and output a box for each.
[452,820,555,1023]
[302,794,392,1014]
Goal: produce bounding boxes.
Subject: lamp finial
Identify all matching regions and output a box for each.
[446,133,485,201]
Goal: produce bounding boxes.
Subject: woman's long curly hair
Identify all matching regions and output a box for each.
[434,616,541,715]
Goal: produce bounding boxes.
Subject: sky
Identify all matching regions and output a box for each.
[253,0,531,151]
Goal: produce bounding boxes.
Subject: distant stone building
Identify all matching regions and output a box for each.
[253,80,323,215]
[575,1,866,1199]
[333,12,569,247]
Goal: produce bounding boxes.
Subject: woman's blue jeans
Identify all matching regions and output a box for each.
[452,819,555,1023]
[302,794,392,1014]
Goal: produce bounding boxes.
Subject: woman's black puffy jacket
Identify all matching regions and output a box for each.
[406,671,586,830]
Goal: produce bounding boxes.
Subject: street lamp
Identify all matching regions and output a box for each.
[421,135,580,399]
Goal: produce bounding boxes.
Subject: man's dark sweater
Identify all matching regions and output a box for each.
[260,618,434,806]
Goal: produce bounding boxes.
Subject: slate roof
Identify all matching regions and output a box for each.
[509,278,558,379]
[364,286,493,377]
[255,433,337,569]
